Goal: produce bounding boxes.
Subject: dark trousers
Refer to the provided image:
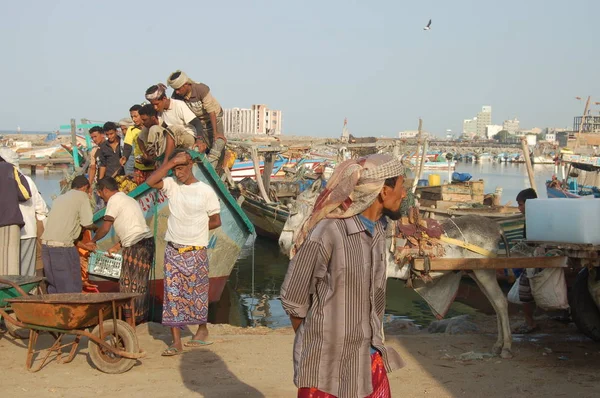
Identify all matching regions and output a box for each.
[42,245,82,294]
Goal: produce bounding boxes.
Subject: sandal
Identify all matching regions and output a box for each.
[185,339,213,347]
[161,346,183,356]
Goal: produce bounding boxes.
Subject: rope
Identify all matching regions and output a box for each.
[251,235,256,327]
[447,217,467,243]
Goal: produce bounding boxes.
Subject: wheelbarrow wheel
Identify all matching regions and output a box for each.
[88,320,139,374]
[570,268,600,342]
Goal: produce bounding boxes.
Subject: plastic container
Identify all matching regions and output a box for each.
[525,198,600,244]
[428,174,441,186]
[417,179,429,187]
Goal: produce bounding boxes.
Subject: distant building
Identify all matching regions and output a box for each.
[476,106,492,137]
[503,118,520,134]
[573,115,600,133]
[223,104,282,135]
[486,124,503,139]
[398,130,419,139]
[462,118,477,137]
[544,132,556,143]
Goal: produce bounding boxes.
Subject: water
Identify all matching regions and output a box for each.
[24,161,555,329]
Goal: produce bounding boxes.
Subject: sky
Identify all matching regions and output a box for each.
[1,0,599,137]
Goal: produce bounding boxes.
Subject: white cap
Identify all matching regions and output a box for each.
[0,147,19,167]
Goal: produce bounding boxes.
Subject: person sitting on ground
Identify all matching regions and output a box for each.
[41,175,96,293]
[144,84,206,155]
[98,122,126,179]
[137,103,195,161]
[90,177,155,324]
[146,149,221,356]
[167,70,227,166]
[513,187,539,334]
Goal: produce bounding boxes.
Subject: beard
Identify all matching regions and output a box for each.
[382,206,403,220]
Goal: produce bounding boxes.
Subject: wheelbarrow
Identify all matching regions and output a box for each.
[0,291,146,374]
[0,276,44,338]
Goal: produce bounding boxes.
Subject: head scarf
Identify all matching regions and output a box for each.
[145,83,167,101]
[292,153,406,256]
[167,70,190,90]
[0,147,19,167]
[118,117,134,128]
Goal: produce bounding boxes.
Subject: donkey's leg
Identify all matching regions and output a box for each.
[469,271,504,354]
[472,269,513,358]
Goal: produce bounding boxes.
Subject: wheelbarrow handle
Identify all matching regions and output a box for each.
[0,278,29,297]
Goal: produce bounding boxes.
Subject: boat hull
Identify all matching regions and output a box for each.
[92,153,255,303]
[240,195,289,240]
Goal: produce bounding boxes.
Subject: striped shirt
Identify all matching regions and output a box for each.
[280,215,405,398]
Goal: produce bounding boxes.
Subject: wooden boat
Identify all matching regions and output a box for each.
[92,152,255,304]
[547,154,600,198]
[239,194,290,240]
[231,155,330,181]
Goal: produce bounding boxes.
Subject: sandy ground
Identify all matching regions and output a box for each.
[1,314,600,398]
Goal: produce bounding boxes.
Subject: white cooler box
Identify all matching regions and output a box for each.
[525,198,600,245]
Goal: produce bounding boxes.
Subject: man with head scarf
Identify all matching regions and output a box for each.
[280,154,408,398]
[145,84,209,161]
[0,148,32,275]
[166,70,226,166]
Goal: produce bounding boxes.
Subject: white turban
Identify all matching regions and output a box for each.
[118,118,134,128]
[0,147,19,167]
[145,83,167,101]
[167,70,190,90]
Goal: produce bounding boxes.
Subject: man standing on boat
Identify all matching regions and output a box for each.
[41,175,95,293]
[280,154,407,398]
[88,126,106,187]
[146,149,221,356]
[127,104,155,184]
[90,177,155,324]
[0,148,32,275]
[98,122,126,179]
[166,70,227,166]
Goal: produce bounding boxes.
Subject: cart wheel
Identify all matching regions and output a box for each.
[5,313,29,340]
[570,268,600,342]
[88,320,139,374]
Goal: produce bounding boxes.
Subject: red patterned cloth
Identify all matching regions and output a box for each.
[297,352,391,398]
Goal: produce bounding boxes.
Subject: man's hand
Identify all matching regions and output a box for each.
[194,139,208,153]
[106,243,121,258]
[120,156,127,166]
[78,241,97,252]
[170,151,190,167]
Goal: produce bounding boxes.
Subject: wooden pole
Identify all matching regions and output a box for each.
[411,119,424,193]
[413,139,428,193]
[521,137,536,191]
[574,96,591,150]
[262,153,275,190]
[70,118,80,169]
[250,146,272,203]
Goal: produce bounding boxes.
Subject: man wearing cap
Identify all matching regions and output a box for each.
[41,175,95,293]
[167,70,226,166]
[0,148,32,275]
[280,154,408,398]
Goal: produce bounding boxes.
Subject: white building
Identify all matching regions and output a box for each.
[503,118,520,134]
[476,106,492,137]
[398,130,419,139]
[486,124,503,139]
[544,132,557,143]
[462,118,477,136]
[223,104,283,135]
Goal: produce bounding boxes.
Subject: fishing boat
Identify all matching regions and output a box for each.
[546,154,600,198]
[92,152,255,304]
[230,155,329,181]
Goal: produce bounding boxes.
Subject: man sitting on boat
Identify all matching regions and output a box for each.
[144,84,207,157]
[167,70,226,167]
[136,104,195,161]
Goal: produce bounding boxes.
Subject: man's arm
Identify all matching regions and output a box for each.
[88,148,97,185]
[91,218,114,244]
[98,166,106,180]
[208,214,221,230]
[164,134,176,161]
[122,143,133,161]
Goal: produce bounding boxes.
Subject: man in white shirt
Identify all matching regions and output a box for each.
[91,177,155,324]
[146,149,221,356]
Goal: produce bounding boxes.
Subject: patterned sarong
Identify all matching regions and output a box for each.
[120,237,155,323]
[162,243,209,327]
[298,352,391,398]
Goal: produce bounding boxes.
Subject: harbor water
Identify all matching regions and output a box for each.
[29,162,556,329]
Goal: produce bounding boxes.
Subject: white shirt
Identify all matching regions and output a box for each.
[104,192,153,247]
[160,99,197,138]
[20,175,49,239]
[161,176,220,246]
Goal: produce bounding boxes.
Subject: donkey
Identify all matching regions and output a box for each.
[279,194,513,359]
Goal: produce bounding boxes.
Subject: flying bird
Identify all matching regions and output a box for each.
[423,19,432,30]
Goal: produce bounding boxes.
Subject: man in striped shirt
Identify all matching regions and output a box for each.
[281,154,407,398]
